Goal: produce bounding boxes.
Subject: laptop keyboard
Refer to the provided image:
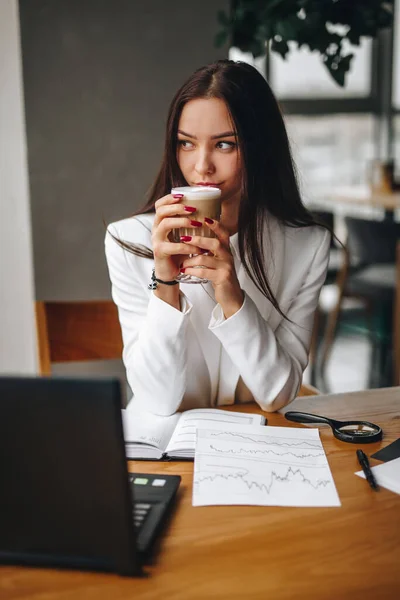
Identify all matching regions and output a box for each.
[128,472,181,547]
[126,472,181,557]
[133,503,152,529]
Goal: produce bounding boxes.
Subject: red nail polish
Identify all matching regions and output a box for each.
[172,193,184,198]
[184,206,196,212]
[180,268,186,273]
[204,217,214,224]
[190,220,202,227]
[180,235,192,242]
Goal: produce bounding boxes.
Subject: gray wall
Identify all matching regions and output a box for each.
[20,0,229,301]
[0,0,37,374]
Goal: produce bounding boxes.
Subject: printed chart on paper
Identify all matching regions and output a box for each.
[193,424,341,507]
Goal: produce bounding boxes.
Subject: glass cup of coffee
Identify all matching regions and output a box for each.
[171,185,222,284]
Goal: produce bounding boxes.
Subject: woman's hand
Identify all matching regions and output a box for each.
[152,193,203,281]
[180,219,244,318]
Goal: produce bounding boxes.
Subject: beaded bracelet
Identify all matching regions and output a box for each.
[148,268,179,290]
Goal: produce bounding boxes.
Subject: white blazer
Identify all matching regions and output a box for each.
[105,213,330,415]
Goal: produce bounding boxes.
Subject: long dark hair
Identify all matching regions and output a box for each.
[117,60,330,317]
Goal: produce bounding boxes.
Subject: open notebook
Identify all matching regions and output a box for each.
[122,408,266,460]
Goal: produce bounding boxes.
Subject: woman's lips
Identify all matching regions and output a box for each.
[195,182,222,187]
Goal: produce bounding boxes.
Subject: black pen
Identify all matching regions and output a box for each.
[356,449,379,491]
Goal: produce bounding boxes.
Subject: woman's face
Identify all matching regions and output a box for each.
[176,97,242,207]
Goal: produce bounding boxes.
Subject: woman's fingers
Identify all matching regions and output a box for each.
[180,253,236,287]
[179,266,218,281]
[153,193,185,226]
[154,203,197,226]
[154,193,184,210]
[176,234,225,257]
[154,241,203,256]
[204,218,230,247]
[181,254,217,269]
[156,217,203,238]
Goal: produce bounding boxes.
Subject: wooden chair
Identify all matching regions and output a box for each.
[319,217,400,389]
[394,241,400,385]
[35,300,318,396]
[299,382,320,396]
[35,300,123,375]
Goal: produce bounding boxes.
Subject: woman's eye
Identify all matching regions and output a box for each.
[177,139,194,149]
[217,141,236,150]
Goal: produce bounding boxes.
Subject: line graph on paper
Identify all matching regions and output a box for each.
[192,424,341,507]
[209,430,322,450]
[208,443,326,463]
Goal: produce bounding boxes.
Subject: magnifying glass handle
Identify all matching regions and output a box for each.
[285,411,332,426]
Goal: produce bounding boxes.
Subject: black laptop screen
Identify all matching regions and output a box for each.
[0,376,139,575]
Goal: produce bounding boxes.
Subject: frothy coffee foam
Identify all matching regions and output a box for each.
[171,186,221,239]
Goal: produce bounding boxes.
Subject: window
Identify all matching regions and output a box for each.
[394,116,400,179]
[230,38,376,114]
[269,39,373,100]
[393,0,400,109]
[285,115,375,194]
[228,47,376,192]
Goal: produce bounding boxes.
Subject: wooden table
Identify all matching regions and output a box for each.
[307,185,400,221]
[395,242,400,385]
[330,185,400,212]
[1,388,400,599]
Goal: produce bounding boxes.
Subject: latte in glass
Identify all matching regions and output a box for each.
[171,186,221,283]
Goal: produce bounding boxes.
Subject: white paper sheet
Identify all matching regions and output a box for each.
[355,456,400,495]
[166,408,265,456]
[193,423,341,507]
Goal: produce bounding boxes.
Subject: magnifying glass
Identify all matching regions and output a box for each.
[284,411,382,444]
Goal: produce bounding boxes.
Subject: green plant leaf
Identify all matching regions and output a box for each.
[325,62,346,87]
[263,0,286,11]
[271,38,290,59]
[339,52,354,72]
[347,28,360,46]
[218,0,394,87]
[259,21,274,41]
[274,16,303,41]
[323,50,354,87]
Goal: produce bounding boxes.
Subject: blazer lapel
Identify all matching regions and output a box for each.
[183,215,285,406]
[219,216,285,402]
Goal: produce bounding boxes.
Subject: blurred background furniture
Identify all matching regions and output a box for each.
[394,241,400,386]
[308,185,400,222]
[328,185,400,215]
[318,217,400,390]
[35,301,123,375]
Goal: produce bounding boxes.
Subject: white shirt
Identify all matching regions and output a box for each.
[105,212,330,415]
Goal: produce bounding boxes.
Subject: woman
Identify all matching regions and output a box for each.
[105,60,330,415]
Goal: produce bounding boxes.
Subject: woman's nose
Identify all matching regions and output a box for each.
[195,148,215,176]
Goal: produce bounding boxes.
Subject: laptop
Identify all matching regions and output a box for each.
[0,376,181,576]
